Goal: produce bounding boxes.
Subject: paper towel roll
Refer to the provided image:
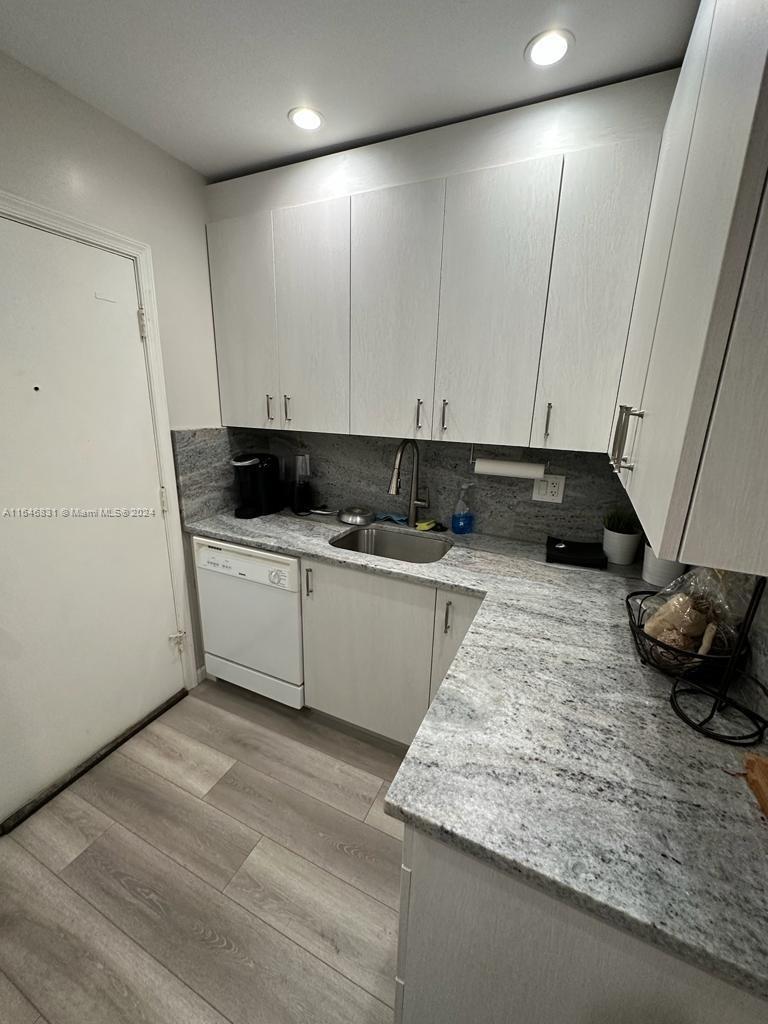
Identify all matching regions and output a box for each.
[473,459,545,479]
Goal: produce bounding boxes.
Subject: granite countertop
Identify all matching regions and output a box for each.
[187,511,768,1001]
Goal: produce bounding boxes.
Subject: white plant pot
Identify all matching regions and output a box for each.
[642,544,686,588]
[602,527,641,565]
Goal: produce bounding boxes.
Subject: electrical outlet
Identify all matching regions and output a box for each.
[532,474,565,503]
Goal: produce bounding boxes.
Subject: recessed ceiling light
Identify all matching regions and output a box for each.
[525,29,573,67]
[288,107,324,131]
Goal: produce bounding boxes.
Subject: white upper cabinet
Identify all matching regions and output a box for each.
[619,0,768,561]
[681,187,768,574]
[350,179,445,439]
[207,214,280,428]
[433,156,562,446]
[272,196,350,433]
[531,137,659,452]
[206,76,677,456]
[612,0,716,485]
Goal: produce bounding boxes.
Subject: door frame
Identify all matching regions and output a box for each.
[0,187,195,689]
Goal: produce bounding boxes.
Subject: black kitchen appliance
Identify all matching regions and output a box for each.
[546,535,607,570]
[289,452,315,515]
[231,452,283,518]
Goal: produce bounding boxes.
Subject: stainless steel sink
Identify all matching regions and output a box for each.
[330,523,453,563]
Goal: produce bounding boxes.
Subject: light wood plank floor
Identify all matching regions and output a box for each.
[0,681,405,1024]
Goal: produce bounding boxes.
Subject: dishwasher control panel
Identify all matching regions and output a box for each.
[194,539,299,592]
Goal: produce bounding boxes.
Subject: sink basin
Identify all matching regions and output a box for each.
[330,523,453,563]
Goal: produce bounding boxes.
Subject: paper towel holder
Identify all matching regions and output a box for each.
[468,444,550,478]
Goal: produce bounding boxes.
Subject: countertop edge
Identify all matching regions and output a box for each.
[383,797,766,1003]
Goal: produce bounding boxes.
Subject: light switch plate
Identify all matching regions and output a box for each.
[532,474,565,503]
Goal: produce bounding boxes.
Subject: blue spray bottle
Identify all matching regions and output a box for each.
[451,483,475,535]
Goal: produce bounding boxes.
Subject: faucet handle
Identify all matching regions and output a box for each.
[415,487,430,509]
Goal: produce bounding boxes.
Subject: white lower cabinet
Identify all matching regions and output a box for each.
[301,562,482,744]
[430,590,483,704]
[301,559,437,744]
[396,827,768,1024]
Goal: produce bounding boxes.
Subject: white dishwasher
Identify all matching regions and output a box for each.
[193,537,304,708]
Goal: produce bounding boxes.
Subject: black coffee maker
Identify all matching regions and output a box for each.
[231,452,283,518]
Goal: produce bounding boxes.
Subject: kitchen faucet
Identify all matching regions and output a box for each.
[388,439,429,528]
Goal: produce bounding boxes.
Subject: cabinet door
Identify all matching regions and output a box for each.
[626,0,768,558]
[434,156,562,445]
[207,214,279,428]
[681,187,768,575]
[301,559,435,744]
[430,590,483,704]
[273,197,350,433]
[351,179,445,439]
[530,137,659,453]
[611,0,716,485]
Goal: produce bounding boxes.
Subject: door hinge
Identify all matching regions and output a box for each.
[168,630,186,654]
[137,306,148,342]
[159,485,169,513]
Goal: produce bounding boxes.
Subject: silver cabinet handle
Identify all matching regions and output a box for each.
[544,402,553,441]
[610,405,628,468]
[266,394,274,421]
[615,405,632,469]
[612,405,644,472]
[443,600,453,634]
[284,395,292,422]
[305,567,313,597]
[441,399,448,432]
[416,398,423,430]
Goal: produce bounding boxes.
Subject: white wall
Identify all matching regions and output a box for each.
[207,70,677,221]
[0,51,221,428]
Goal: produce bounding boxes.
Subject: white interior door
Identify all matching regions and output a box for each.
[433,156,562,445]
[0,217,184,823]
[350,179,445,439]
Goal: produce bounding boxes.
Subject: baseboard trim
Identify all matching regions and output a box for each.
[0,688,188,835]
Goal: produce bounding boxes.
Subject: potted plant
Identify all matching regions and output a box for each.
[602,507,642,565]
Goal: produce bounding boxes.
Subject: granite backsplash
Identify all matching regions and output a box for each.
[171,426,634,543]
[170,427,235,524]
[752,598,768,684]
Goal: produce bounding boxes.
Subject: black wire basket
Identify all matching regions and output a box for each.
[625,590,748,683]
[627,581,768,746]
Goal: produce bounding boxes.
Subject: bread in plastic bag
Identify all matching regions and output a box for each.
[642,567,754,654]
